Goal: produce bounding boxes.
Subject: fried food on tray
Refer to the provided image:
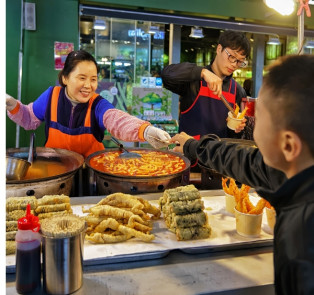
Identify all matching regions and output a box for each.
[176,226,211,241]
[6,231,17,241]
[160,185,211,241]
[5,194,74,255]
[84,192,160,244]
[6,221,18,232]
[35,203,71,214]
[37,210,72,220]
[6,196,38,212]
[6,241,16,255]
[38,194,70,205]
[6,209,35,221]
[97,192,144,210]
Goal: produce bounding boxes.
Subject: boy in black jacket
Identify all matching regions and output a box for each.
[170,54,314,295]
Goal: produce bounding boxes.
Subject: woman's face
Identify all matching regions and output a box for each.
[62,61,98,103]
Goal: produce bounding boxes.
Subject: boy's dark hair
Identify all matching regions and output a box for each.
[218,30,251,57]
[263,54,314,156]
[58,50,99,87]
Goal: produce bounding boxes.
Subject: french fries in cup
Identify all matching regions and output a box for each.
[227,105,248,130]
[234,208,263,238]
[265,201,276,234]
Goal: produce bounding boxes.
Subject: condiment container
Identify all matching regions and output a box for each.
[41,215,86,295]
[15,204,41,294]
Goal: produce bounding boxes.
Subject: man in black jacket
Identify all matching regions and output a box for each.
[161,30,250,141]
[170,54,314,295]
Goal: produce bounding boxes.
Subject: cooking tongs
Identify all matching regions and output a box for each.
[110,136,142,159]
[220,94,237,118]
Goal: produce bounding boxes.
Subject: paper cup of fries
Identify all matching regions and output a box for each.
[225,193,236,214]
[266,207,276,233]
[234,208,263,238]
[227,111,242,130]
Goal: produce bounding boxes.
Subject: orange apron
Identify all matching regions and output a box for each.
[45,87,105,158]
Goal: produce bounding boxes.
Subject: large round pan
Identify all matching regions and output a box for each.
[6,147,84,198]
[85,148,191,195]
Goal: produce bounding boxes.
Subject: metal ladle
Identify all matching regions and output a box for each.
[6,133,35,181]
[110,136,142,159]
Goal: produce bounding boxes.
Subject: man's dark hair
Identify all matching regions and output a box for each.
[58,50,99,87]
[218,30,251,57]
[263,54,314,155]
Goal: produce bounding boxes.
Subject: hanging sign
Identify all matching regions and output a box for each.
[54,42,74,70]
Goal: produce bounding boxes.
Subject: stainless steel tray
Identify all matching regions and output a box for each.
[6,190,274,273]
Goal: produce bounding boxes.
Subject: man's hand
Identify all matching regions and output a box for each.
[170,132,193,153]
[6,94,18,111]
[144,126,171,149]
[201,69,223,97]
[233,118,247,133]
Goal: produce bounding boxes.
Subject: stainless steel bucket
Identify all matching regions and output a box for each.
[42,229,85,294]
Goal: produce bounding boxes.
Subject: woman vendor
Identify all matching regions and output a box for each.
[6,50,170,158]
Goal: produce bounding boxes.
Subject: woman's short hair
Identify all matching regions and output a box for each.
[58,50,98,87]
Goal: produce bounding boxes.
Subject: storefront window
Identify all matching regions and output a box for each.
[80,16,166,113]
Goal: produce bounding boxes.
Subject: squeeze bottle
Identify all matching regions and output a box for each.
[15,204,41,294]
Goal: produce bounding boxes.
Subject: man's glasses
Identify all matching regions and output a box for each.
[224,48,247,68]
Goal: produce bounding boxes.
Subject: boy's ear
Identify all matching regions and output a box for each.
[280,131,302,162]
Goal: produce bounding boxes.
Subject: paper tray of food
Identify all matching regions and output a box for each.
[6,190,274,273]
[78,191,273,260]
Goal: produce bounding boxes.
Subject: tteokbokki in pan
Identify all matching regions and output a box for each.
[89,150,187,177]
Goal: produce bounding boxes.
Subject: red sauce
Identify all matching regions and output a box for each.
[90,150,186,177]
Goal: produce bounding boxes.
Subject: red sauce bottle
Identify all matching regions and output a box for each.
[15,204,41,294]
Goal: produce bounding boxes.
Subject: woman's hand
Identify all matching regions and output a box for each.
[170,132,193,153]
[6,94,18,111]
[144,126,171,149]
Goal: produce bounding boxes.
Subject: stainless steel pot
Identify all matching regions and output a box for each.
[6,147,84,198]
[85,148,191,195]
[42,228,86,294]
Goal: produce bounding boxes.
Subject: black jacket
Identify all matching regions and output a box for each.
[184,136,314,295]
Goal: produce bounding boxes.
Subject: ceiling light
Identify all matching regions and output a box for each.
[148,25,160,34]
[267,36,281,45]
[189,27,204,39]
[93,19,106,30]
[305,40,314,48]
[264,0,295,15]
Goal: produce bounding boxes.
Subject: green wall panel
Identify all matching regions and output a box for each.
[6,0,79,148]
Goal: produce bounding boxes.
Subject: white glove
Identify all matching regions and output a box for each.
[6,94,18,111]
[144,125,171,149]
